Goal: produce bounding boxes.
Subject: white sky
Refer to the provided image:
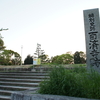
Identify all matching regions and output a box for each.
[0,0,100,61]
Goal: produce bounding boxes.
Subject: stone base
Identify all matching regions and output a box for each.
[11,89,97,100]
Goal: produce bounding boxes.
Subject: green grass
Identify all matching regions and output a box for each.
[68,64,86,67]
[38,65,100,99]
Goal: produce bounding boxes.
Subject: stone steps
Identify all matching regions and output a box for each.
[0,90,17,96]
[0,78,43,83]
[0,85,37,91]
[0,72,48,76]
[0,95,11,100]
[0,81,39,87]
[0,75,48,79]
[0,70,49,100]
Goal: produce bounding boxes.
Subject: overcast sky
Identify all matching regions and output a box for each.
[0,0,100,61]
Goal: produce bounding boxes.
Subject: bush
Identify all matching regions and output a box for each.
[81,70,100,99]
[39,65,100,99]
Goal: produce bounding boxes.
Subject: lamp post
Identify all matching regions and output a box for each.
[21,45,23,66]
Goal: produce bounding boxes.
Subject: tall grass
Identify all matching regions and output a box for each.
[39,65,100,99]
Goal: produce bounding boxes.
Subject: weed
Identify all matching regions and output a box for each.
[38,65,100,99]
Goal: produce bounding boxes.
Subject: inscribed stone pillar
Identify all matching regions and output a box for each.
[83,8,100,72]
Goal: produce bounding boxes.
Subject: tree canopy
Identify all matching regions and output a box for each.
[0,36,21,65]
[52,53,73,64]
[24,55,33,65]
[34,43,49,64]
[0,49,21,65]
[0,39,6,50]
[74,51,86,64]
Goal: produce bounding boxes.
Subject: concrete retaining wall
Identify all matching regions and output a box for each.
[11,90,97,100]
[0,68,33,72]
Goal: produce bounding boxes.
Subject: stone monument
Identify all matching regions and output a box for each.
[83,8,100,72]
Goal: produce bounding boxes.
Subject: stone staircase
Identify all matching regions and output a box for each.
[0,69,49,100]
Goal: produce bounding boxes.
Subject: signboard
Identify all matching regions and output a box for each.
[33,58,41,65]
[83,8,100,72]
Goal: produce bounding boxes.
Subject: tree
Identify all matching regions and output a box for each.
[34,43,48,63]
[24,55,33,64]
[79,51,86,64]
[51,53,73,64]
[74,51,81,64]
[34,43,45,58]
[0,31,21,65]
[0,50,21,65]
[39,54,49,63]
[51,55,60,64]
[12,51,21,65]
[74,51,86,64]
[0,56,6,65]
[0,39,6,50]
[61,54,73,64]
[0,33,7,51]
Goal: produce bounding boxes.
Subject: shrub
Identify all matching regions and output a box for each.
[81,70,100,99]
[39,65,100,99]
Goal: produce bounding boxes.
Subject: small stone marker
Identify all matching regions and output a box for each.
[83,8,100,72]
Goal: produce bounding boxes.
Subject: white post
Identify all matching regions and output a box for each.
[21,45,23,66]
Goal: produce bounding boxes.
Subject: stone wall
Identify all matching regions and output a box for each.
[0,68,33,72]
[11,90,97,100]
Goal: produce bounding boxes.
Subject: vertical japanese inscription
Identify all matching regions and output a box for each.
[84,8,100,71]
[88,13,100,67]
